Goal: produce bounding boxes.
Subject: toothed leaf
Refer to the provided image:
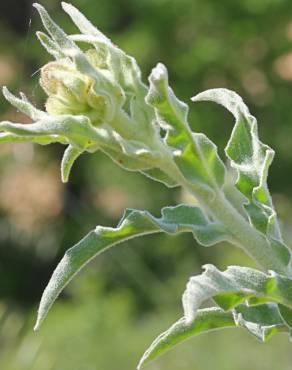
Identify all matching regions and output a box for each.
[192,89,282,241]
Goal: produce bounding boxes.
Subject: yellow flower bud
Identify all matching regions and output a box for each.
[40,56,108,123]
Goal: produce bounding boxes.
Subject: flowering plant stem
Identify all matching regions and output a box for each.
[1,3,292,368]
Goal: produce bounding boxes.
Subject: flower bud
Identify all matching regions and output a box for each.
[40,55,108,123]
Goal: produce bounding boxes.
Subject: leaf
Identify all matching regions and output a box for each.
[278,304,292,329]
[192,89,281,241]
[141,168,178,188]
[61,2,111,44]
[183,264,292,322]
[137,308,235,369]
[234,303,287,341]
[0,132,66,145]
[61,145,83,183]
[73,52,125,121]
[34,205,229,330]
[0,114,101,149]
[97,124,158,172]
[33,3,79,56]
[137,304,287,369]
[36,31,66,59]
[111,130,159,165]
[147,64,226,197]
[2,86,47,121]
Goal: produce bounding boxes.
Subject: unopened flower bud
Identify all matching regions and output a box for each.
[40,56,108,123]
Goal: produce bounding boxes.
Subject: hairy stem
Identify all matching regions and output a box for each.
[159,152,291,276]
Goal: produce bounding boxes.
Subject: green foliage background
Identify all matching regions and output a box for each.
[0,0,292,368]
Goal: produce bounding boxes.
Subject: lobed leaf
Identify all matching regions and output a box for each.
[183,264,292,322]
[138,303,287,369]
[192,89,282,241]
[147,64,226,197]
[34,205,229,330]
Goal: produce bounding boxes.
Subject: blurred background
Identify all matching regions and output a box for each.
[0,0,292,369]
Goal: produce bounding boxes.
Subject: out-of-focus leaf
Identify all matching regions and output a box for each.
[34,205,230,330]
[147,64,226,197]
[183,264,292,322]
[138,303,287,369]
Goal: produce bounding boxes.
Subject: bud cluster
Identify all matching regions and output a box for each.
[0,3,168,182]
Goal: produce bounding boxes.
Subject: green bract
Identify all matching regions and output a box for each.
[1,3,292,368]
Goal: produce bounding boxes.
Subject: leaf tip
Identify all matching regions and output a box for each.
[33,317,41,332]
[191,91,210,103]
[61,2,71,11]
[2,86,17,105]
[61,145,82,183]
[36,30,44,39]
[32,2,43,11]
[61,173,69,184]
[150,62,167,82]
[2,86,9,100]
[137,354,148,370]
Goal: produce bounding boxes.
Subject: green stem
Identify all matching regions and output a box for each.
[159,151,291,276]
[207,192,289,274]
